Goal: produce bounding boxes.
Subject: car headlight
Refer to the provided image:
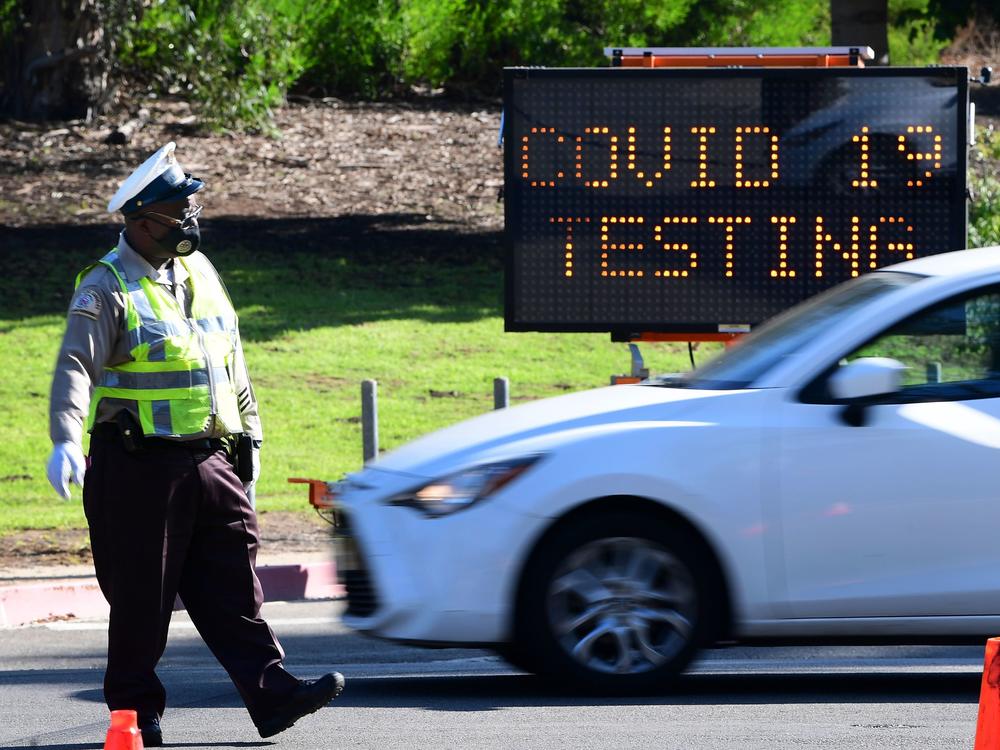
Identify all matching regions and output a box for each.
[386,456,543,518]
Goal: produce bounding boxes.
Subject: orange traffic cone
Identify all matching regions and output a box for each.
[104,709,144,750]
[974,638,1000,749]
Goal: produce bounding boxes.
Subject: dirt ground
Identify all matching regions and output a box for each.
[0,510,335,570]
[0,96,504,231]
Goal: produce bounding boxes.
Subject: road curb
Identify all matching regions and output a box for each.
[0,561,343,628]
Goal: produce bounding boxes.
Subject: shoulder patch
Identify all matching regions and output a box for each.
[71,287,103,320]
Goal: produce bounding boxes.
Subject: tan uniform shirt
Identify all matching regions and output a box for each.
[49,233,263,446]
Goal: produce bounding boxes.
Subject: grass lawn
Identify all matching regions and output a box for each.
[0,218,708,534]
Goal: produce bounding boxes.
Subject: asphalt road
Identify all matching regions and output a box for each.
[0,600,987,749]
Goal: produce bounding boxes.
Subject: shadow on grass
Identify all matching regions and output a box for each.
[0,214,503,339]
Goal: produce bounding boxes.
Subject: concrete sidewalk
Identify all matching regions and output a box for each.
[0,551,342,628]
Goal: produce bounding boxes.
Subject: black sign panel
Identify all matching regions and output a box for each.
[503,67,968,334]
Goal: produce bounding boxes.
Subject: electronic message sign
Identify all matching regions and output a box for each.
[503,67,968,335]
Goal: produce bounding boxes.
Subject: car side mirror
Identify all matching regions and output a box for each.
[828,357,906,426]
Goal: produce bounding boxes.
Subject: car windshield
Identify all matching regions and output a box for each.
[654,271,924,389]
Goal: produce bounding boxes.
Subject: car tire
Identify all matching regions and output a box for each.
[513,510,713,693]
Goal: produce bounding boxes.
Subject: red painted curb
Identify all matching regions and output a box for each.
[259,561,344,602]
[0,562,343,628]
[0,579,108,628]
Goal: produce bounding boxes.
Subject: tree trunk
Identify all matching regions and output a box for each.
[831,0,890,65]
[1,0,128,122]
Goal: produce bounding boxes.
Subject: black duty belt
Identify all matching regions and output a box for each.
[91,421,235,456]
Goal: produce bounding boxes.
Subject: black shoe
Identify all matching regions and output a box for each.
[255,673,345,739]
[138,714,162,747]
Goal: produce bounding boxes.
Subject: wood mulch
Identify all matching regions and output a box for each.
[0,96,504,231]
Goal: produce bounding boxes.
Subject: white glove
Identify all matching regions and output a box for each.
[46,442,86,500]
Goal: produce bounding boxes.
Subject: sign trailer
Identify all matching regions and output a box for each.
[503,51,969,339]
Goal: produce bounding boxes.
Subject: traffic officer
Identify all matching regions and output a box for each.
[46,143,344,746]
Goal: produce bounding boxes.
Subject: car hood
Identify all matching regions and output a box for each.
[367,383,738,480]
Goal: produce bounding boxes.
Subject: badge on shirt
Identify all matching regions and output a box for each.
[71,287,103,320]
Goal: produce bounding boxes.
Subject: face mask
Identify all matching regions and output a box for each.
[153,221,201,257]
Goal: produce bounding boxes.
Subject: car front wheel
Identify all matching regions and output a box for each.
[514,511,712,693]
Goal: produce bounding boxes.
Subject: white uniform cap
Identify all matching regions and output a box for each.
[107,142,204,215]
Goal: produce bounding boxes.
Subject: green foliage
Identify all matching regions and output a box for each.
[98,0,991,124]
[0,0,18,42]
[399,0,829,94]
[5,0,998,126]
[888,0,949,65]
[400,0,569,91]
[294,0,405,99]
[928,0,1000,39]
[680,0,830,47]
[109,0,834,120]
[118,0,311,132]
[0,0,22,94]
[969,127,1000,248]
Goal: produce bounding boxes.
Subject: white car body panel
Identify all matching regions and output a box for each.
[773,396,1000,618]
[373,384,726,477]
[334,246,1000,646]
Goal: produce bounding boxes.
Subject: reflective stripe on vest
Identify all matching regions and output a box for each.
[77,249,244,438]
[98,365,231,391]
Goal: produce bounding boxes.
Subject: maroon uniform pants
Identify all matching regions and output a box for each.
[83,429,299,723]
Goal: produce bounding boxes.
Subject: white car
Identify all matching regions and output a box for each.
[331,245,1000,692]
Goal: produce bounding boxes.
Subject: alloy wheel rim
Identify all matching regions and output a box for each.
[546,536,697,675]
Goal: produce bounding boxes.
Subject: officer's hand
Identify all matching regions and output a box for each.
[46,442,86,500]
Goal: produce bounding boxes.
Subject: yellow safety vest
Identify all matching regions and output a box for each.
[76,248,243,438]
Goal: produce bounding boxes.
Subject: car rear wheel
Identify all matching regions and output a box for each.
[514,511,712,693]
